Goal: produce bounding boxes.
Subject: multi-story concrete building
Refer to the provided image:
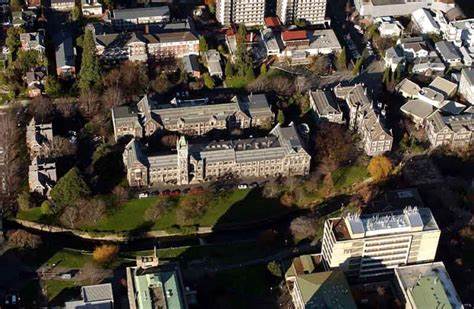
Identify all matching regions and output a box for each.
[322,207,441,278]
[425,112,473,148]
[112,94,274,140]
[276,0,327,25]
[215,0,265,26]
[355,0,454,18]
[109,6,170,30]
[459,68,474,103]
[334,84,393,156]
[123,123,311,187]
[394,262,464,309]
[126,252,188,309]
[50,0,75,11]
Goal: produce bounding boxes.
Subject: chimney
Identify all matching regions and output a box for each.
[144,24,149,34]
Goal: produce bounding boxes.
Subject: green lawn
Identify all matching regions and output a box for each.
[225,76,250,88]
[17,207,44,222]
[44,280,80,303]
[332,165,369,189]
[45,249,92,268]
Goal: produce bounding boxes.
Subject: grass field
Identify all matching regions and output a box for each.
[332,165,369,190]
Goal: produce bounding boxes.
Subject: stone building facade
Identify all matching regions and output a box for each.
[112,94,274,141]
[334,84,393,156]
[425,111,473,148]
[123,124,311,187]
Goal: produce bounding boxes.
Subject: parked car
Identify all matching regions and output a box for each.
[138,192,149,199]
[238,184,248,189]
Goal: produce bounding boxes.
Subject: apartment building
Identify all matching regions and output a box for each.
[126,252,188,309]
[459,68,474,103]
[276,0,327,25]
[321,207,441,278]
[109,6,170,30]
[112,94,274,140]
[425,112,473,148]
[334,84,393,156]
[215,0,265,26]
[50,0,75,11]
[123,124,311,187]
[355,0,454,18]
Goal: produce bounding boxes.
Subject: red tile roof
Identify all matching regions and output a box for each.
[265,17,281,28]
[281,30,308,41]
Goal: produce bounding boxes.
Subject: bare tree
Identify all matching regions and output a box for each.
[289,216,316,241]
[263,180,281,198]
[7,229,42,249]
[46,136,77,158]
[29,96,55,123]
[78,90,101,118]
[60,206,79,228]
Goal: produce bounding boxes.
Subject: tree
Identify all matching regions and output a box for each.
[78,29,101,93]
[71,5,83,21]
[245,65,255,81]
[277,109,285,125]
[144,199,169,221]
[50,167,91,207]
[151,72,172,94]
[17,191,32,211]
[383,67,391,84]
[313,122,354,174]
[311,55,331,75]
[41,200,53,215]
[352,57,364,75]
[45,77,62,97]
[290,216,316,241]
[7,229,42,249]
[176,192,211,226]
[6,27,23,61]
[93,244,119,265]
[225,60,233,77]
[203,73,215,89]
[336,47,347,70]
[198,35,209,53]
[10,0,24,11]
[267,261,282,277]
[263,180,280,198]
[368,155,393,180]
[260,63,267,76]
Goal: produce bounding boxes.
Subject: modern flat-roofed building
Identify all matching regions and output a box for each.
[308,90,344,124]
[459,68,474,103]
[215,0,265,26]
[355,0,454,18]
[394,262,464,309]
[109,6,170,30]
[276,0,327,25]
[285,254,357,309]
[51,0,75,11]
[123,123,311,187]
[127,252,188,309]
[322,207,441,278]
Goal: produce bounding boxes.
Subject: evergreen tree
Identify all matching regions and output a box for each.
[6,27,23,62]
[78,29,101,93]
[225,60,233,77]
[245,65,255,81]
[277,109,285,125]
[395,65,403,82]
[71,5,83,21]
[50,167,91,207]
[260,63,267,76]
[203,73,215,89]
[383,68,390,84]
[337,47,347,70]
[198,35,208,53]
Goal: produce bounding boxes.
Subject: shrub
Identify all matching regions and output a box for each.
[17,191,32,211]
[40,200,53,215]
[368,155,393,180]
[267,261,282,277]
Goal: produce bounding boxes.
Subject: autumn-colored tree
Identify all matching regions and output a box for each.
[7,229,42,249]
[368,155,393,180]
[93,244,119,265]
[280,191,295,207]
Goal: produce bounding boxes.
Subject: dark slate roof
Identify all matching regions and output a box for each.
[54,32,75,68]
[112,6,169,20]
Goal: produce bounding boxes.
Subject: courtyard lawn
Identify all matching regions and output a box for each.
[17,207,45,222]
[332,165,369,190]
[44,249,92,268]
[44,280,80,303]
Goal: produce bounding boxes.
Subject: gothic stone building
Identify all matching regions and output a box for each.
[112,94,274,141]
[123,124,311,187]
[334,84,393,156]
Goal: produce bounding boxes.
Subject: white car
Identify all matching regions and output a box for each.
[238,184,248,189]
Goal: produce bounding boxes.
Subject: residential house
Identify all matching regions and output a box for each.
[12,10,37,28]
[429,76,457,98]
[26,0,41,8]
[401,99,437,126]
[126,252,188,309]
[81,0,103,16]
[123,124,311,187]
[395,262,463,309]
[435,40,462,67]
[334,84,393,156]
[109,6,170,30]
[19,31,45,54]
[399,37,430,61]
[24,68,47,98]
[65,284,114,309]
[51,0,75,11]
[412,8,440,34]
[396,78,421,99]
[459,68,474,103]
[412,55,446,74]
[376,17,403,38]
[418,87,445,108]
[308,89,344,124]
[54,32,76,78]
[459,46,473,66]
[443,18,474,48]
[285,254,357,309]
[204,49,223,78]
[182,54,200,78]
[384,46,405,71]
[29,158,57,197]
[425,112,473,147]
[322,207,441,278]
